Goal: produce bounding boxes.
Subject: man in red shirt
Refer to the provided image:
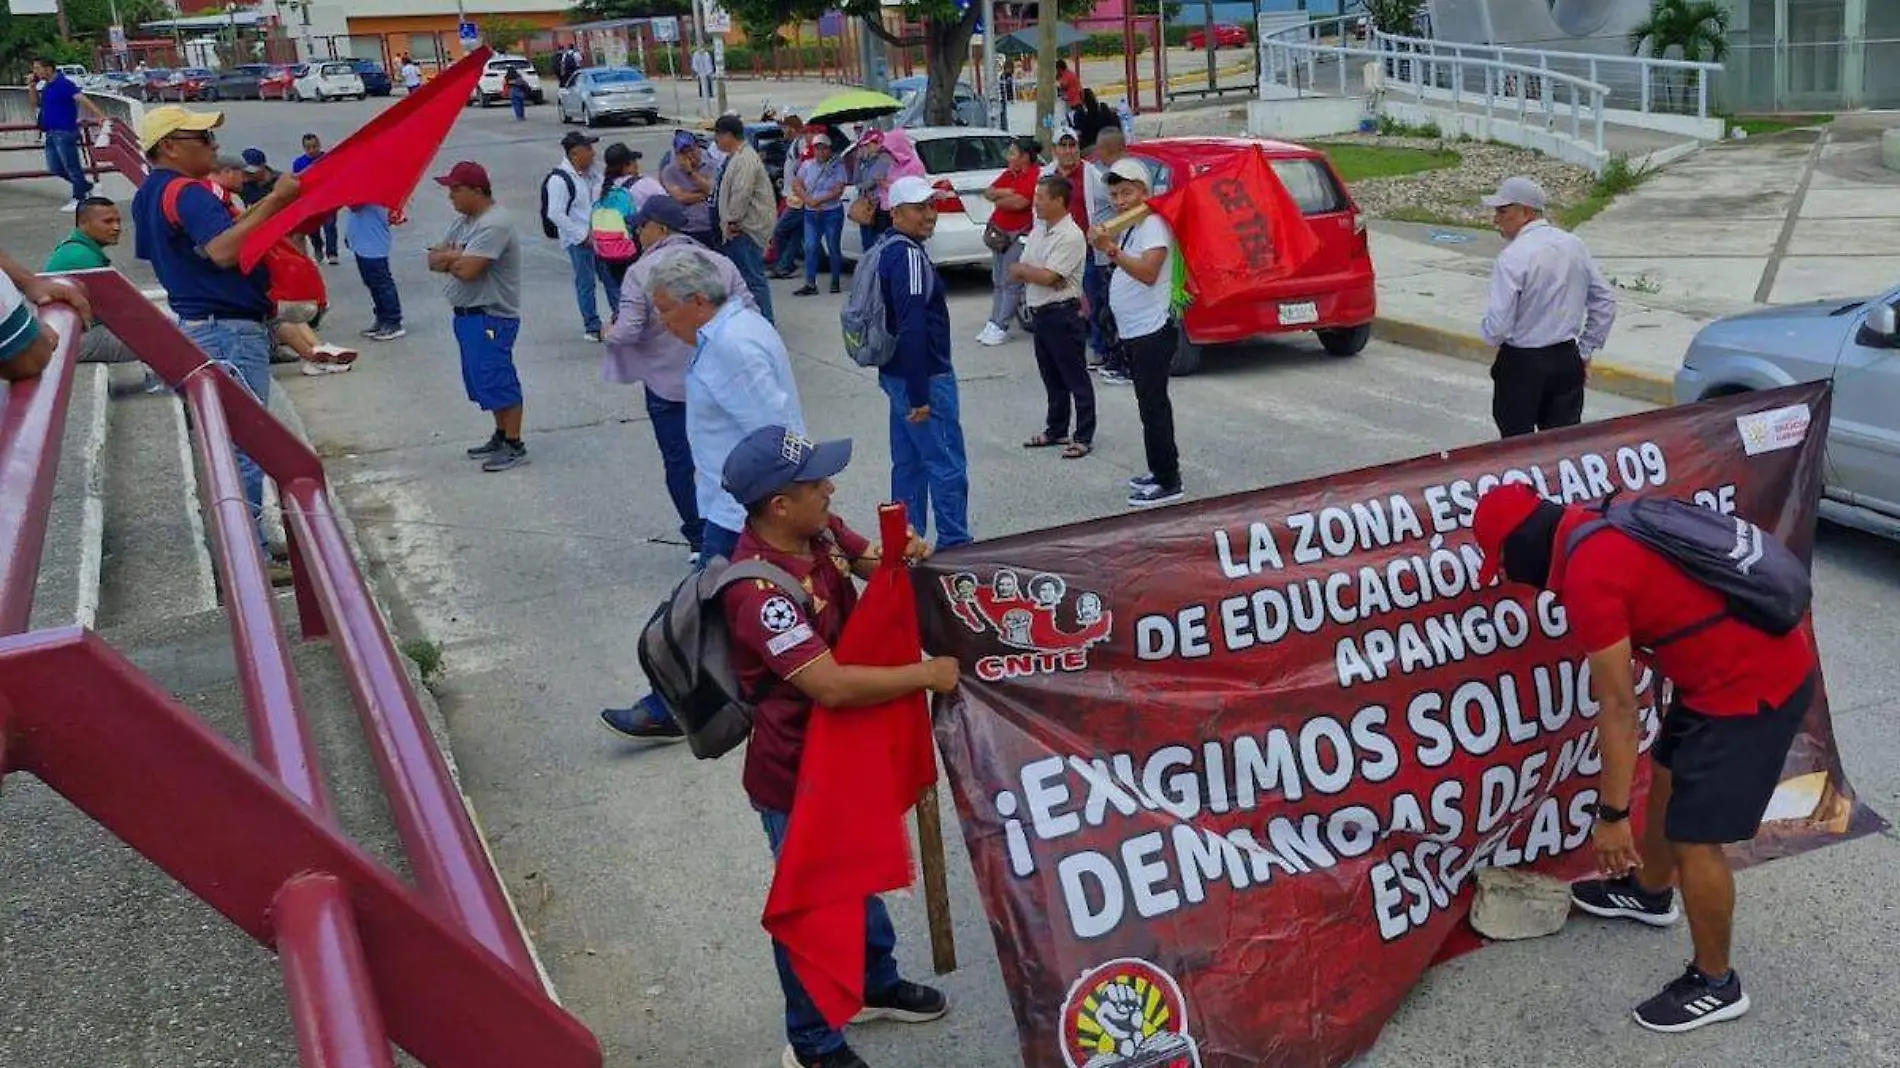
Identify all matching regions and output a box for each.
[1473,483,1818,1034]
[719,424,960,1068]
[976,136,1044,348]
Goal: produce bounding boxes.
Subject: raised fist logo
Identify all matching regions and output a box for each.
[1092,983,1146,1058]
[1060,958,1201,1068]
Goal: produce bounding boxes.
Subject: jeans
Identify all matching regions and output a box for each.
[858,207,891,253]
[595,255,623,318]
[43,129,90,202]
[989,239,1025,331]
[804,208,844,288]
[723,233,775,325]
[510,89,527,119]
[770,207,805,270]
[1126,324,1182,488]
[354,255,402,329]
[181,317,273,548]
[1082,258,1110,359]
[644,388,700,550]
[879,372,970,548]
[760,808,901,1059]
[567,243,603,334]
[1031,301,1094,444]
[306,216,338,261]
[701,521,741,562]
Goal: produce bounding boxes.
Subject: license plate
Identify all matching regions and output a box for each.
[1278,301,1320,326]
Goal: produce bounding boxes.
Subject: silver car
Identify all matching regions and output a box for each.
[1674,287,1900,538]
[558,67,659,127]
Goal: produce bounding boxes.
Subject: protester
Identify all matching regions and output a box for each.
[556,45,580,88]
[1470,482,1819,1033]
[998,55,1016,130]
[1074,89,1117,151]
[976,136,1041,348]
[400,54,423,93]
[877,175,969,549]
[599,251,802,741]
[43,196,141,368]
[1055,59,1083,126]
[1084,127,1127,373]
[347,201,404,340]
[29,58,107,211]
[767,114,810,280]
[207,160,355,375]
[1091,157,1181,507]
[545,130,610,341]
[791,135,846,296]
[428,161,528,473]
[849,130,893,249]
[713,113,779,324]
[1042,129,1100,238]
[132,105,301,562]
[1012,174,1093,459]
[0,246,87,381]
[692,46,715,103]
[505,67,530,121]
[292,133,340,264]
[1479,176,1617,438]
[239,147,282,208]
[593,143,645,292]
[661,130,720,249]
[715,423,956,1068]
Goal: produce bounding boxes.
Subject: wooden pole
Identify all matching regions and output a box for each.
[914,782,957,975]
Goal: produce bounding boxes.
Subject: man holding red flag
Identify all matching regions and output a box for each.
[1091,158,1182,507]
[717,425,957,1068]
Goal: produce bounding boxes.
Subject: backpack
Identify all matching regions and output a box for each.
[590,185,639,263]
[539,168,576,240]
[636,557,809,760]
[842,232,932,369]
[161,178,326,308]
[1564,494,1812,649]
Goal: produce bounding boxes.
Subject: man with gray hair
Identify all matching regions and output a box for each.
[600,245,806,741]
[1479,175,1616,438]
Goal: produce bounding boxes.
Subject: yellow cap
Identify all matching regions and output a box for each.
[138,104,223,151]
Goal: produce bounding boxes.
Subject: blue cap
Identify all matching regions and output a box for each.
[673,129,699,152]
[241,147,267,170]
[631,195,686,232]
[722,426,853,507]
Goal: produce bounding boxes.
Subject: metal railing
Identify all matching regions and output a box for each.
[0,270,602,1068]
[0,90,146,185]
[1372,29,1722,120]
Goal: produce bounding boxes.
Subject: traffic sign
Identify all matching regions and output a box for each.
[108,24,127,52]
[458,20,480,46]
[705,3,731,33]
[652,16,678,42]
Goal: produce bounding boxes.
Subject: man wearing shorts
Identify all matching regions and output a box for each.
[428,161,528,473]
[1472,483,1819,1034]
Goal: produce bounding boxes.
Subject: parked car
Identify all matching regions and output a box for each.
[142,68,212,102]
[1674,288,1900,538]
[258,65,295,99]
[558,66,658,127]
[889,75,988,128]
[1186,23,1250,50]
[211,63,275,100]
[352,60,392,96]
[1131,137,1376,373]
[292,61,366,102]
[840,127,1015,269]
[470,55,544,107]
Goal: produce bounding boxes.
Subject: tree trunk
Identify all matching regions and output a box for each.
[922,12,978,126]
[1037,0,1059,136]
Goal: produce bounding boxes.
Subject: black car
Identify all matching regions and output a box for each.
[210,63,273,100]
[351,60,392,96]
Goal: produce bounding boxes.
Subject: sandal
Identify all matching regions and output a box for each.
[1062,442,1092,459]
[1023,433,1069,448]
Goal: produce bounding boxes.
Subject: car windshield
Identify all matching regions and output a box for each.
[184,69,212,77]
[916,134,1013,174]
[590,70,646,85]
[494,60,532,71]
[322,64,354,75]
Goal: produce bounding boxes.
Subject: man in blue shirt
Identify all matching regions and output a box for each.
[346,202,404,340]
[291,132,339,263]
[131,105,303,571]
[30,58,107,210]
[876,176,968,548]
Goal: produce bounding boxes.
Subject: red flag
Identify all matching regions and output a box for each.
[763,504,937,1029]
[1145,144,1322,308]
[239,47,493,271]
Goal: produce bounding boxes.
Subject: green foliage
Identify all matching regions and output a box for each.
[721,0,976,123]
[1628,0,1729,63]
[1310,142,1460,182]
[1361,0,1423,34]
[568,0,692,22]
[1375,115,1441,139]
[481,16,541,53]
[400,638,445,683]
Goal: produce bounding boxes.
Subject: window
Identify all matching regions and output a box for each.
[918,135,1013,174]
[322,63,354,76]
[590,69,646,85]
[1269,159,1347,215]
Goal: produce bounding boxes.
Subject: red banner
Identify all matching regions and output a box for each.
[916,383,1879,1068]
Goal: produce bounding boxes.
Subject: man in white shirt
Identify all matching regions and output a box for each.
[1479,175,1617,438]
[692,47,715,106]
[1090,157,1181,507]
[400,56,423,93]
[546,130,610,341]
[1085,126,1128,373]
[1011,171,1093,457]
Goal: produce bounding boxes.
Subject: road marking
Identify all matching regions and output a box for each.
[1753,126,1829,304]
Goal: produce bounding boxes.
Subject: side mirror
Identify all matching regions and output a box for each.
[1857,303,1899,348]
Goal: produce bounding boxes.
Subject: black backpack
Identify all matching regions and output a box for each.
[1564,495,1812,649]
[539,168,576,240]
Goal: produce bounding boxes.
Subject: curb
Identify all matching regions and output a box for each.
[1372,316,1677,407]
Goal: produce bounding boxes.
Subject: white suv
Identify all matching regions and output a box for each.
[293,61,366,102]
[471,56,545,108]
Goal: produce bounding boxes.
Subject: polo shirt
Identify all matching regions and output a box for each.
[1548,507,1816,716]
[130,168,273,320]
[723,516,871,812]
[292,151,324,175]
[987,163,1041,234]
[37,74,80,132]
[346,205,393,259]
[44,229,111,272]
[1021,213,1086,308]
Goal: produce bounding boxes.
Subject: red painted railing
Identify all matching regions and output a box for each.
[0,274,601,1067]
[0,119,148,185]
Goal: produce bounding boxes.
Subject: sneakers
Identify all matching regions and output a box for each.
[780,1044,869,1068]
[466,431,504,458]
[1633,963,1750,1033]
[325,255,341,265]
[311,343,358,366]
[299,358,351,376]
[1128,482,1184,507]
[976,322,1009,347]
[361,325,384,339]
[851,980,949,1024]
[1128,472,1157,490]
[1097,367,1132,385]
[793,284,819,297]
[583,330,603,343]
[829,280,841,295]
[481,440,528,472]
[367,325,406,341]
[599,698,686,740]
[57,199,79,213]
[1570,874,1680,927]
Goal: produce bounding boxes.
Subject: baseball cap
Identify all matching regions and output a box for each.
[673,129,700,152]
[433,160,491,189]
[713,113,745,138]
[138,104,222,151]
[1104,157,1150,186]
[1481,175,1547,211]
[631,195,686,232]
[241,147,267,172]
[604,143,643,168]
[722,426,854,507]
[1055,127,1079,144]
[561,130,599,151]
[887,175,936,208]
[858,128,885,149]
[1471,482,1545,584]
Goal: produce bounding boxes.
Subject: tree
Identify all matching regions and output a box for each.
[481,16,541,53]
[567,0,692,23]
[723,0,976,125]
[1628,0,1728,110]
[1360,0,1422,34]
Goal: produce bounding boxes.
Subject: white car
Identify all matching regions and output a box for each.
[840,127,1015,269]
[470,56,545,108]
[558,66,658,127]
[292,61,365,102]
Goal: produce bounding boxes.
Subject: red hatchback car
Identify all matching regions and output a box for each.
[1127,137,1377,374]
[1185,23,1250,50]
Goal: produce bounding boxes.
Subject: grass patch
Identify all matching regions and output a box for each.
[1376,115,1444,140]
[1724,113,1833,138]
[1556,154,1650,229]
[1312,143,1461,183]
[400,637,444,683]
[1381,205,1483,229]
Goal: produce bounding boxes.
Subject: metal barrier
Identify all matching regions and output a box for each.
[0,273,602,1067]
[0,89,146,185]
[1371,29,1722,121]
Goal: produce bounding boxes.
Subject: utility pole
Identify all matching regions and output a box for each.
[1036,0,1058,137]
[55,0,69,41]
[856,12,885,93]
[981,0,997,127]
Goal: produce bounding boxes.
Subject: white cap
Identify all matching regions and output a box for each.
[1104,157,1150,187]
[1055,127,1079,143]
[1481,175,1547,211]
[888,175,936,208]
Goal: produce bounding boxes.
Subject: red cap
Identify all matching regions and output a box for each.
[433,161,490,188]
[1472,482,1544,585]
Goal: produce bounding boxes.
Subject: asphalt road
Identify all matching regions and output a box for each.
[206,98,1900,1068]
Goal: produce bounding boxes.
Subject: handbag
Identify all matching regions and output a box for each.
[982,219,1024,254]
[848,193,877,226]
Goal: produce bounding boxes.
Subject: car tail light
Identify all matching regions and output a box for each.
[930,179,963,213]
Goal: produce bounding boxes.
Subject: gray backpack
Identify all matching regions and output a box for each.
[842,232,932,368]
[636,557,807,759]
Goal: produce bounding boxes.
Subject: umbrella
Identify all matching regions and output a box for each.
[808,89,904,125]
[995,24,1088,56]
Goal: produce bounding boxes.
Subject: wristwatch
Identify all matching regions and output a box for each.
[1585,802,1631,824]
